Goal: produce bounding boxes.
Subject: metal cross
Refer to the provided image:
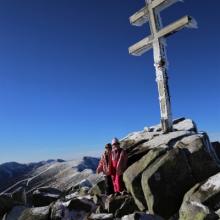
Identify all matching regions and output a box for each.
[129,0,197,133]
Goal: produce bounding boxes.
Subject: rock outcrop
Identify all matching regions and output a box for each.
[179,172,220,220]
[0,195,14,218]
[32,187,62,207]
[122,118,220,219]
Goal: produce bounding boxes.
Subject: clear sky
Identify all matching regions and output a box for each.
[0,0,219,164]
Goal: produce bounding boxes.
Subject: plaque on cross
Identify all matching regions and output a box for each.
[129,0,197,133]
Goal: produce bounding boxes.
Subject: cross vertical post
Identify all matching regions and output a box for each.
[148,0,172,132]
[129,0,197,133]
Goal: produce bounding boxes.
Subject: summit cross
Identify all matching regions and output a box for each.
[129,0,197,132]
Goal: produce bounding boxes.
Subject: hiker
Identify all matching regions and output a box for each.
[96,143,114,195]
[111,138,128,193]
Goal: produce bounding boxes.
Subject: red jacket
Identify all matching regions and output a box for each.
[111,147,128,176]
[96,152,112,176]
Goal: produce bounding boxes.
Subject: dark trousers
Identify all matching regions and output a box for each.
[105,175,114,195]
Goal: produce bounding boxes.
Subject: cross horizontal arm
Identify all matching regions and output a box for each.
[129,15,195,56]
[129,35,154,56]
[129,0,182,27]
[129,6,149,26]
[157,15,195,37]
[151,0,182,10]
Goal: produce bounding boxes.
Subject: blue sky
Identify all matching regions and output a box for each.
[0,0,219,163]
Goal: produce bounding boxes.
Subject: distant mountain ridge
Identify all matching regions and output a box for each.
[0,157,99,194]
[0,160,54,192]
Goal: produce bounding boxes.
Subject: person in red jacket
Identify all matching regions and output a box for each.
[111,138,128,193]
[96,143,114,195]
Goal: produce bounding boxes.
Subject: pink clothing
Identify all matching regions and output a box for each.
[111,148,128,192]
[111,147,128,175]
[96,152,112,176]
[112,175,124,192]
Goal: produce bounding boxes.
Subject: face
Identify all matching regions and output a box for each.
[112,143,120,149]
[105,147,111,153]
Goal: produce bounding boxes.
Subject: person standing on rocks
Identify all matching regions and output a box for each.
[111,138,128,193]
[96,143,114,195]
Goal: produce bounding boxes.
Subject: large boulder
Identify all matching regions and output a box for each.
[141,148,196,219]
[179,172,220,220]
[89,179,106,197]
[150,118,197,133]
[173,118,197,132]
[212,142,220,159]
[126,132,220,219]
[121,130,161,167]
[32,187,62,207]
[67,195,96,213]
[123,148,167,211]
[121,118,197,151]
[124,129,193,167]
[174,133,220,182]
[120,119,195,166]
[123,131,212,212]
[115,196,139,218]
[60,196,97,220]
[3,206,26,220]
[19,206,50,220]
[94,195,108,214]
[50,201,66,220]
[0,194,14,218]
[121,212,163,220]
[104,194,138,217]
[105,195,129,214]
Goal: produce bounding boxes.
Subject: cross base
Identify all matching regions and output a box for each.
[161,118,173,133]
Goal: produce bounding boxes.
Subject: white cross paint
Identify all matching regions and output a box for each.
[129,0,197,133]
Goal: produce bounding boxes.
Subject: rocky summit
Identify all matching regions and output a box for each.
[0,118,220,220]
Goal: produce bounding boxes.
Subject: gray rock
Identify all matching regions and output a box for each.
[0,194,14,218]
[50,201,65,220]
[95,205,106,214]
[115,196,139,218]
[114,119,196,168]
[121,130,161,166]
[174,134,220,182]
[125,130,192,167]
[141,148,196,219]
[92,195,102,205]
[105,195,128,214]
[89,179,106,197]
[141,130,193,150]
[212,142,220,160]
[173,118,197,132]
[123,131,208,213]
[18,206,50,220]
[3,206,26,220]
[123,148,167,211]
[148,118,196,133]
[121,212,164,220]
[104,194,138,216]
[179,172,220,220]
[215,208,220,217]
[64,191,79,201]
[121,131,160,149]
[32,187,62,207]
[88,213,113,220]
[67,196,96,213]
[79,186,90,196]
